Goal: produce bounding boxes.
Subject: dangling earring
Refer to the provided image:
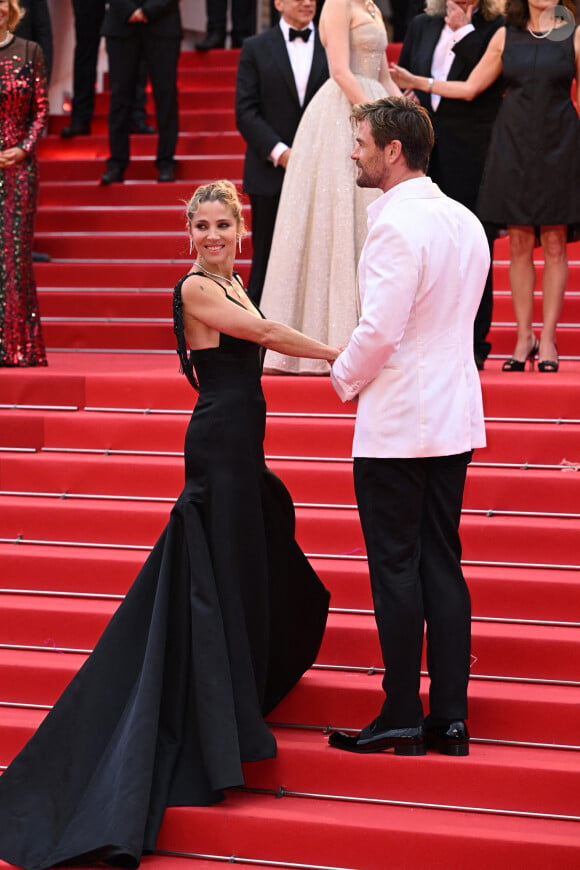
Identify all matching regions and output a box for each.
[237,235,242,254]
[189,238,193,256]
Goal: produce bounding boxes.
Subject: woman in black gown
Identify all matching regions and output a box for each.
[0,180,339,869]
[391,0,580,373]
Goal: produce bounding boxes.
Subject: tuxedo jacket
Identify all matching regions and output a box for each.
[15,0,53,80]
[399,11,504,207]
[331,177,488,459]
[235,24,329,198]
[102,0,182,38]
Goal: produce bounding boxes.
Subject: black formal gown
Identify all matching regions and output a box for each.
[0,272,330,869]
[477,24,580,235]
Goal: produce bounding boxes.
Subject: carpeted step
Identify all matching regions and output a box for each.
[0,653,578,747]
[242,728,580,818]
[482,326,580,358]
[4,361,578,420]
[0,593,576,684]
[2,545,579,624]
[42,321,177,351]
[1,715,578,822]
[33,261,201,289]
[38,131,245,161]
[492,287,580,318]
[1,495,579,564]
[37,289,175,318]
[3,452,580,515]
[156,790,580,870]
[1,408,578,468]
[48,108,239,136]
[35,284,580,321]
[37,155,243,184]
[39,320,580,356]
[34,231,207,261]
[269,669,580,748]
[37,180,239,208]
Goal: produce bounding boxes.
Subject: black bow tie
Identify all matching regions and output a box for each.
[289,27,312,42]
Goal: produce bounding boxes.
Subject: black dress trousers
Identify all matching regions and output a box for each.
[353,452,472,727]
[106,30,180,170]
[71,0,106,125]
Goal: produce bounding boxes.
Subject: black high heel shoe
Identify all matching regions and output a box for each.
[502,338,539,372]
[538,345,559,372]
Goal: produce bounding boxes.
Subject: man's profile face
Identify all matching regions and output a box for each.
[275,0,316,30]
[351,119,387,190]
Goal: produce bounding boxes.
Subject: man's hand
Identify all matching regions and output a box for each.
[445,1,473,31]
[278,147,291,169]
[128,8,148,23]
[0,147,26,168]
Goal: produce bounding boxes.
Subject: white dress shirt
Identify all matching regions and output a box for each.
[270,18,315,166]
[431,22,474,110]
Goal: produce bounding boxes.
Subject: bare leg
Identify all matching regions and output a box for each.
[538,225,567,365]
[507,226,537,361]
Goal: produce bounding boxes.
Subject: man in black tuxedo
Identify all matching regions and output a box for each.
[60,0,153,139]
[235,0,329,304]
[399,0,504,369]
[100,0,182,185]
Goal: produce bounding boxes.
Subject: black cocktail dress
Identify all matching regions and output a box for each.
[477,24,580,236]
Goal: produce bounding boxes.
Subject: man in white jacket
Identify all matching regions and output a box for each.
[329,97,489,758]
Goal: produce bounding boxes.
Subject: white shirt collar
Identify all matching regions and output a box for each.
[279,18,315,42]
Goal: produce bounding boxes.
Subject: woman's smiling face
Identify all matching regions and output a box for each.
[189,200,239,267]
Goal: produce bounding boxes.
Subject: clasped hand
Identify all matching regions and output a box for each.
[0,147,26,168]
[128,8,148,23]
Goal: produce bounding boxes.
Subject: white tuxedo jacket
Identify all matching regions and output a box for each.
[331,176,488,458]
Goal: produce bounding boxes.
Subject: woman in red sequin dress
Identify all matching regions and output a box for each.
[0,0,48,366]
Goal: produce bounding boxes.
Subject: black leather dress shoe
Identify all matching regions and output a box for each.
[32,251,51,263]
[328,719,426,755]
[60,121,91,138]
[100,167,125,185]
[195,31,225,50]
[157,165,175,183]
[131,121,155,134]
[425,720,470,756]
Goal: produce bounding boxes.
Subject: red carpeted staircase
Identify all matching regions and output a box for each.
[1,47,580,870]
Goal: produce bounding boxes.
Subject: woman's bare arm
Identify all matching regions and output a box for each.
[391,26,505,101]
[181,276,340,362]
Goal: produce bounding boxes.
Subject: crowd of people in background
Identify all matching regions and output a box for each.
[1,0,579,374]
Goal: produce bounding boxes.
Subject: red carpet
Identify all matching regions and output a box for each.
[1,47,580,870]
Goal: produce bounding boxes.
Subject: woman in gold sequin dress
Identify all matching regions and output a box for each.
[260,0,400,374]
[0,0,48,366]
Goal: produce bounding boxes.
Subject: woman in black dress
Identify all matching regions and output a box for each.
[0,180,339,869]
[391,0,580,373]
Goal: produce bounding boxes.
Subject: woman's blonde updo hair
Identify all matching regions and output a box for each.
[7,0,25,31]
[185,179,246,237]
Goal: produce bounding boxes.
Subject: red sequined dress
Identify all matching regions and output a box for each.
[0,36,48,366]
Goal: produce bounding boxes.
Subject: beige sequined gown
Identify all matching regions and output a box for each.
[260,20,388,374]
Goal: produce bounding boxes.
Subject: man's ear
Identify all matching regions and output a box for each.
[386,139,403,162]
